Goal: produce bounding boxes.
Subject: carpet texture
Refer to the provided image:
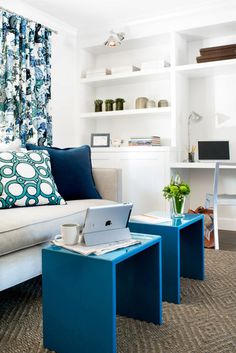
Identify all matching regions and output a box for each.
[0,249,236,353]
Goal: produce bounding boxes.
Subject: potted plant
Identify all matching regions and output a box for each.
[115,98,125,110]
[105,99,115,111]
[94,99,103,112]
[163,175,190,218]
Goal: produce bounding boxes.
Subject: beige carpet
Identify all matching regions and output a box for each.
[0,249,236,353]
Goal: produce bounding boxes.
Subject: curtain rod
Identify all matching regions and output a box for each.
[0,6,58,34]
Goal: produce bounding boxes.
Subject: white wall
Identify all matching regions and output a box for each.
[1,0,78,147]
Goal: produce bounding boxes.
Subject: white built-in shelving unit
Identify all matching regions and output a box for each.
[79,21,236,152]
[79,20,236,214]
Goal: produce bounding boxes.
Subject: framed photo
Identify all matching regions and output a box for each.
[90,133,110,147]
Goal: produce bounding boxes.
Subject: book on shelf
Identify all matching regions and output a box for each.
[128,136,161,146]
[196,44,236,63]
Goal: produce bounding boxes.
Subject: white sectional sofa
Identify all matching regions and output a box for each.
[0,168,122,291]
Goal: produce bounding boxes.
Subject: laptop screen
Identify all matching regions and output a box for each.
[198,141,230,160]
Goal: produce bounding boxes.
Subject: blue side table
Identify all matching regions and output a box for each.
[42,234,162,353]
[129,213,204,304]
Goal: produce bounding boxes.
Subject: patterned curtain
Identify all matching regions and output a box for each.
[0,10,52,146]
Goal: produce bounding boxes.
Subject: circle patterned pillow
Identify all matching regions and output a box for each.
[0,150,66,208]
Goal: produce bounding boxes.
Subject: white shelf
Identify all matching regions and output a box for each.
[81,107,171,119]
[80,68,171,87]
[92,146,170,153]
[175,59,236,78]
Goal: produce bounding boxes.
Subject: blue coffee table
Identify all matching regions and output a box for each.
[42,234,162,353]
[129,213,204,304]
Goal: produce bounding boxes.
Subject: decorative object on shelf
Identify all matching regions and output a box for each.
[147,100,156,108]
[187,111,203,156]
[86,68,111,79]
[104,30,125,47]
[111,65,140,74]
[157,99,168,108]
[163,175,190,219]
[196,44,236,63]
[111,139,124,147]
[115,98,125,110]
[94,99,103,112]
[188,145,196,162]
[128,136,160,146]
[141,60,170,70]
[105,99,115,111]
[135,97,148,109]
[91,133,110,147]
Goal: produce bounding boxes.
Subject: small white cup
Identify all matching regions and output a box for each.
[60,224,80,245]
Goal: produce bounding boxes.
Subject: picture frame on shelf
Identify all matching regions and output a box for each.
[91,133,110,147]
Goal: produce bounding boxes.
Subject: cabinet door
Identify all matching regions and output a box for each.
[92,151,168,214]
[120,153,167,214]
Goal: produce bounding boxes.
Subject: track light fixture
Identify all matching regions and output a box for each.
[104,30,125,47]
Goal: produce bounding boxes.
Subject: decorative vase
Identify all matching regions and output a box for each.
[115,99,125,110]
[94,100,103,112]
[157,99,168,108]
[135,97,148,109]
[105,100,114,111]
[147,99,155,108]
[171,196,185,218]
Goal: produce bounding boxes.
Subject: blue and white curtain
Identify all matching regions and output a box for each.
[0,10,52,146]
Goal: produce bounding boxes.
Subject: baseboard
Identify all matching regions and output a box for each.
[218,217,236,231]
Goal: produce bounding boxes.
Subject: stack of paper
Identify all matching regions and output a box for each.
[53,238,141,256]
[131,214,171,224]
[141,60,170,70]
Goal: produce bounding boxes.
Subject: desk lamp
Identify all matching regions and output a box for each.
[187,111,203,160]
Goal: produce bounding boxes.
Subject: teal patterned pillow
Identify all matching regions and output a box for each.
[0,150,66,208]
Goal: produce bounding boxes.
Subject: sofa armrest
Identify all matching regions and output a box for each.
[92,168,122,202]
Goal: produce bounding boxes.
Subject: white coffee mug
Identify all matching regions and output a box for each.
[60,224,80,245]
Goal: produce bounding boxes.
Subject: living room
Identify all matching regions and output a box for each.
[0,0,236,352]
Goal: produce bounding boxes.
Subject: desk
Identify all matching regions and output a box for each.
[42,234,162,353]
[170,162,236,230]
[170,162,236,169]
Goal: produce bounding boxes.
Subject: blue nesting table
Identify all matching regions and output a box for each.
[42,234,162,353]
[129,213,204,304]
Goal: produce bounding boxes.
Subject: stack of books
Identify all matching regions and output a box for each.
[111,65,140,74]
[196,44,236,63]
[86,68,111,78]
[128,136,161,146]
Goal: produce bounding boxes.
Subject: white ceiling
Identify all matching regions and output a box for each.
[21,0,222,34]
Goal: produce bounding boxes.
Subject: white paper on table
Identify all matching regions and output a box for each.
[52,238,141,256]
[131,214,171,224]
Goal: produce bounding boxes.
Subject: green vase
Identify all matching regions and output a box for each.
[105,103,114,111]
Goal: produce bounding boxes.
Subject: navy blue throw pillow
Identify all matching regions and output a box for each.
[26,144,101,201]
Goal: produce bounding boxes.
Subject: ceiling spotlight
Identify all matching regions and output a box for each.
[104,30,125,48]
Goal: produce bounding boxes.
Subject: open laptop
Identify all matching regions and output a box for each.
[81,203,133,246]
[198,141,230,161]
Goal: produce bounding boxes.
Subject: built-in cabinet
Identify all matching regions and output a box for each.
[79,21,236,214]
[92,147,171,214]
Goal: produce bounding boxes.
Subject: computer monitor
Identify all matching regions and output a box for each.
[198,141,230,161]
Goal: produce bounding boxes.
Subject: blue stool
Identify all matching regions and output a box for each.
[42,234,162,353]
[129,213,204,304]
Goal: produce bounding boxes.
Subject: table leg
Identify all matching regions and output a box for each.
[129,223,180,304]
[180,218,204,280]
[116,243,162,324]
[42,249,116,353]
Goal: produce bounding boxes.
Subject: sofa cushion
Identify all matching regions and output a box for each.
[26,144,101,201]
[0,150,66,209]
[0,199,115,256]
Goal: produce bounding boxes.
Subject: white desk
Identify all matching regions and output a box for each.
[170,162,236,230]
[170,162,236,169]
